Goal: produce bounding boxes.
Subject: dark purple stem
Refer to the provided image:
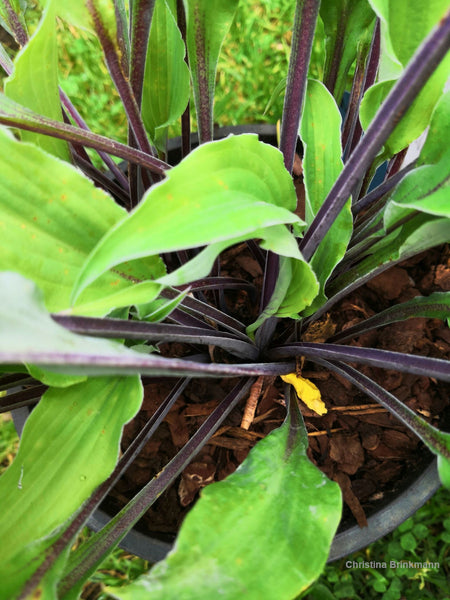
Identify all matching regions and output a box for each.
[0,384,47,413]
[57,378,254,595]
[323,3,348,98]
[2,0,27,47]
[268,342,450,382]
[0,107,170,173]
[351,161,415,216]
[280,0,320,175]
[86,0,155,158]
[314,359,450,460]
[0,373,36,390]
[71,153,130,207]
[328,295,449,344]
[127,1,156,207]
[346,19,380,157]
[264,2,321,318]
[192,3,212,144]
[342,24,376,159]
[59,88,129,190]
[177,0,191,157]
[299,11,450,262]
[52,315,258,360]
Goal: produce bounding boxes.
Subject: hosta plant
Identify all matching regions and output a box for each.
[0,0,449,599]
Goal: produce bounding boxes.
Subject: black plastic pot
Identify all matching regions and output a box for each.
[10,124,442,565]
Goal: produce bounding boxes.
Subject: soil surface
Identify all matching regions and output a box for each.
[101,244,450,542]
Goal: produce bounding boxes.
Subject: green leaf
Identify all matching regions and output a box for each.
[360,64,449,156]
[106,397,342,600]
[157,224,303,290]
[0,375,143,599]
[417,90,450,166]
[72,135,303,301]
[438,454,450,488]
[384,163,450,229]
[183,0,239,141]
[47,0,117,38]
[299,79,352,314]
[0,126,164,316]
[4,1,69,160]
[320,0,375,102]
[360,1,450,155]
[369,0,449,71]
[381,92,450,232]
[0,271,147,371]
[142,0,190,150]
[136,288,188,321]
[278,257,320,318]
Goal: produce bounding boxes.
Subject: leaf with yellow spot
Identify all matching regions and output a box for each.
[281,373,327,415]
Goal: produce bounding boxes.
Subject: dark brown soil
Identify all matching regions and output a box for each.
[100,243,450,542]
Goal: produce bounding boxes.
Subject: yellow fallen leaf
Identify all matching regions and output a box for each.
[281,373,327,416]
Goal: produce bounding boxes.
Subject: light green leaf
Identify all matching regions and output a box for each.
[360,60,449,156]
[0,375,143,599]
[299,79,352,314]
[4,1,69,160]
[360,1,450,155]
[183,0,239,141]
[320,0,375,102]
[417,91,450,166]
[142,0,190,150]
[278,257,320,318]
[0,126,164,316]
[136,288,188,321]
[72,135,303,301]
[0,271,144,367]
[45,0,116,37]
[107,399,341,600]
[384,163,450,229]
[38,0,91,31]
[438,454,450,488]
[157,223,302,290]
[247,255,319,333]
[380,93,450,226]
[369,0,449,70]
